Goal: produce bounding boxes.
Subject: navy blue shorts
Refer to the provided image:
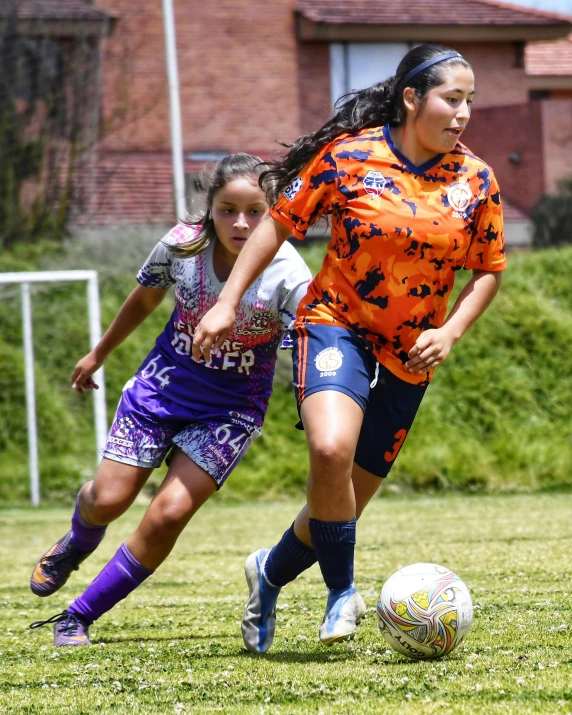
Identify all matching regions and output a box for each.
[292,324,427,478]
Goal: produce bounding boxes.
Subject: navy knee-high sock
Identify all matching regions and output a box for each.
[308,517,356,592]
[264,523,317,588]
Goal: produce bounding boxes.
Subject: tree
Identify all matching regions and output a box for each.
[0,4,106,246]
[530,176,572,248]
[0,13,46,246]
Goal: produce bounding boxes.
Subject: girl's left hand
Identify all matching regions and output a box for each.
[406,328,455,373]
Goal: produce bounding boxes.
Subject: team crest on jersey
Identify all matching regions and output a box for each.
[315,347,344,377]
[447,181,472,218]
[249,310,274,335]
[236,310,274,336]
[283,177,303,201]
[363,170,387,198]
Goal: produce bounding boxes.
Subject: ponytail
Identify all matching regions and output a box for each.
[262,44,470,201]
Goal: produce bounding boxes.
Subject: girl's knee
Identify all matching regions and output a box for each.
[82,462,150,524]
[309,435,355,474]
[83,487,132,524]
[146,500,192,537]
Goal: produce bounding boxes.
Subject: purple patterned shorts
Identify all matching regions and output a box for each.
[103,376,261,488]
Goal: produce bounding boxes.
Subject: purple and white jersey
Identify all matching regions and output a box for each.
[135,224,311,424]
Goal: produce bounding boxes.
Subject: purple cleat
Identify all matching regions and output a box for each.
[30,531,92,597]
[30,610,91,646]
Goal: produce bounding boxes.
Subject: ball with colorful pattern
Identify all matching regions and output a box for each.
[376,563,473,659]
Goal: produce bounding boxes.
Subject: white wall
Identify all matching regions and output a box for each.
[504,0,572,11]
[330,42,410,107]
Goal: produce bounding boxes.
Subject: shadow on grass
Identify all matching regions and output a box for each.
[98,633,236,644]
[238,650,354,664]
[71,634,362,664]
[78,640,358,664]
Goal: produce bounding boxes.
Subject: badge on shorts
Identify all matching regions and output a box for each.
[363,170,387,198]
[315,347,344,377]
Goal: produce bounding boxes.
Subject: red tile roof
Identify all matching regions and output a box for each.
[1,0,111,22]
[526,33,572,75]
[297,0,572,27]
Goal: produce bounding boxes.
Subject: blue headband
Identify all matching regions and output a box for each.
[400,51,463,86]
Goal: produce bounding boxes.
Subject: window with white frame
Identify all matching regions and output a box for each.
[330,43,412,107]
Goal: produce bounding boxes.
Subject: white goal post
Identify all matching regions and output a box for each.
[0,270,107,506]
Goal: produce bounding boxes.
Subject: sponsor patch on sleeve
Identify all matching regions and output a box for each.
[283,177,303,201]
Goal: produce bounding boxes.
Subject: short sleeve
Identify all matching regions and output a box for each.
[270,143,344,240]
[136,224,201,288]
[465,173,506,272]
[279,259,312,333]
[137,241,173,288]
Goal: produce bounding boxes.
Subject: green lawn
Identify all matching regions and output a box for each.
[1,494,571,714]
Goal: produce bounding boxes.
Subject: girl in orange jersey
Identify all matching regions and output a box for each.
[192,44,505,652]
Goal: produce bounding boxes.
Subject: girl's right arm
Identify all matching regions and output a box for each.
[193,144,342,363]
[191,216,291,363]
[72,284,169,394]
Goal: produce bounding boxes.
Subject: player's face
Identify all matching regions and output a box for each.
[414,65,475,155]
[210,177,268,259]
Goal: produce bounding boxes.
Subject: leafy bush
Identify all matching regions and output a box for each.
[530,176,572,248]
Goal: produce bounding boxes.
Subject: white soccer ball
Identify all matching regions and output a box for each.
[376,563,473,660]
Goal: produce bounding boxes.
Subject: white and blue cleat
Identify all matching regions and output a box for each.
[319,585,367,646]
[241,548,281,654]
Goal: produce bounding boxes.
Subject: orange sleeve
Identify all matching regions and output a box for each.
[465,172,506,272]
[269,143,344,240]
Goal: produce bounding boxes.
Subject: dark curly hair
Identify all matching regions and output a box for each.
[261,44,471,202]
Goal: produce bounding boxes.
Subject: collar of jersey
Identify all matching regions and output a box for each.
[383,124,445,176]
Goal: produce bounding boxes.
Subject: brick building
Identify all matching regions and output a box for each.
[524,33,572,198]
[8,0,572,235]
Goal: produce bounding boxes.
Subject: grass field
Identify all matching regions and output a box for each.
[1,494,571,714]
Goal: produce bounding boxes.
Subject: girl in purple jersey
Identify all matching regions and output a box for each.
[29,153,311,646]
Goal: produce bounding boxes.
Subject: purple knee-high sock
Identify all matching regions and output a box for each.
[68,543,153,625]
[71,495,107,553]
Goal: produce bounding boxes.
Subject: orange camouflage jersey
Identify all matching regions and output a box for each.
[270,124,506,385]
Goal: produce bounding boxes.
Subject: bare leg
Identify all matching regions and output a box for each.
[30,458,154,597]
[77,458,154,526]
[126,448,218,570]
[301,390,364,522]
[243,395,383,651]
[60,449,218,630]
[294,462,384,547]
[292,391,367,640]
